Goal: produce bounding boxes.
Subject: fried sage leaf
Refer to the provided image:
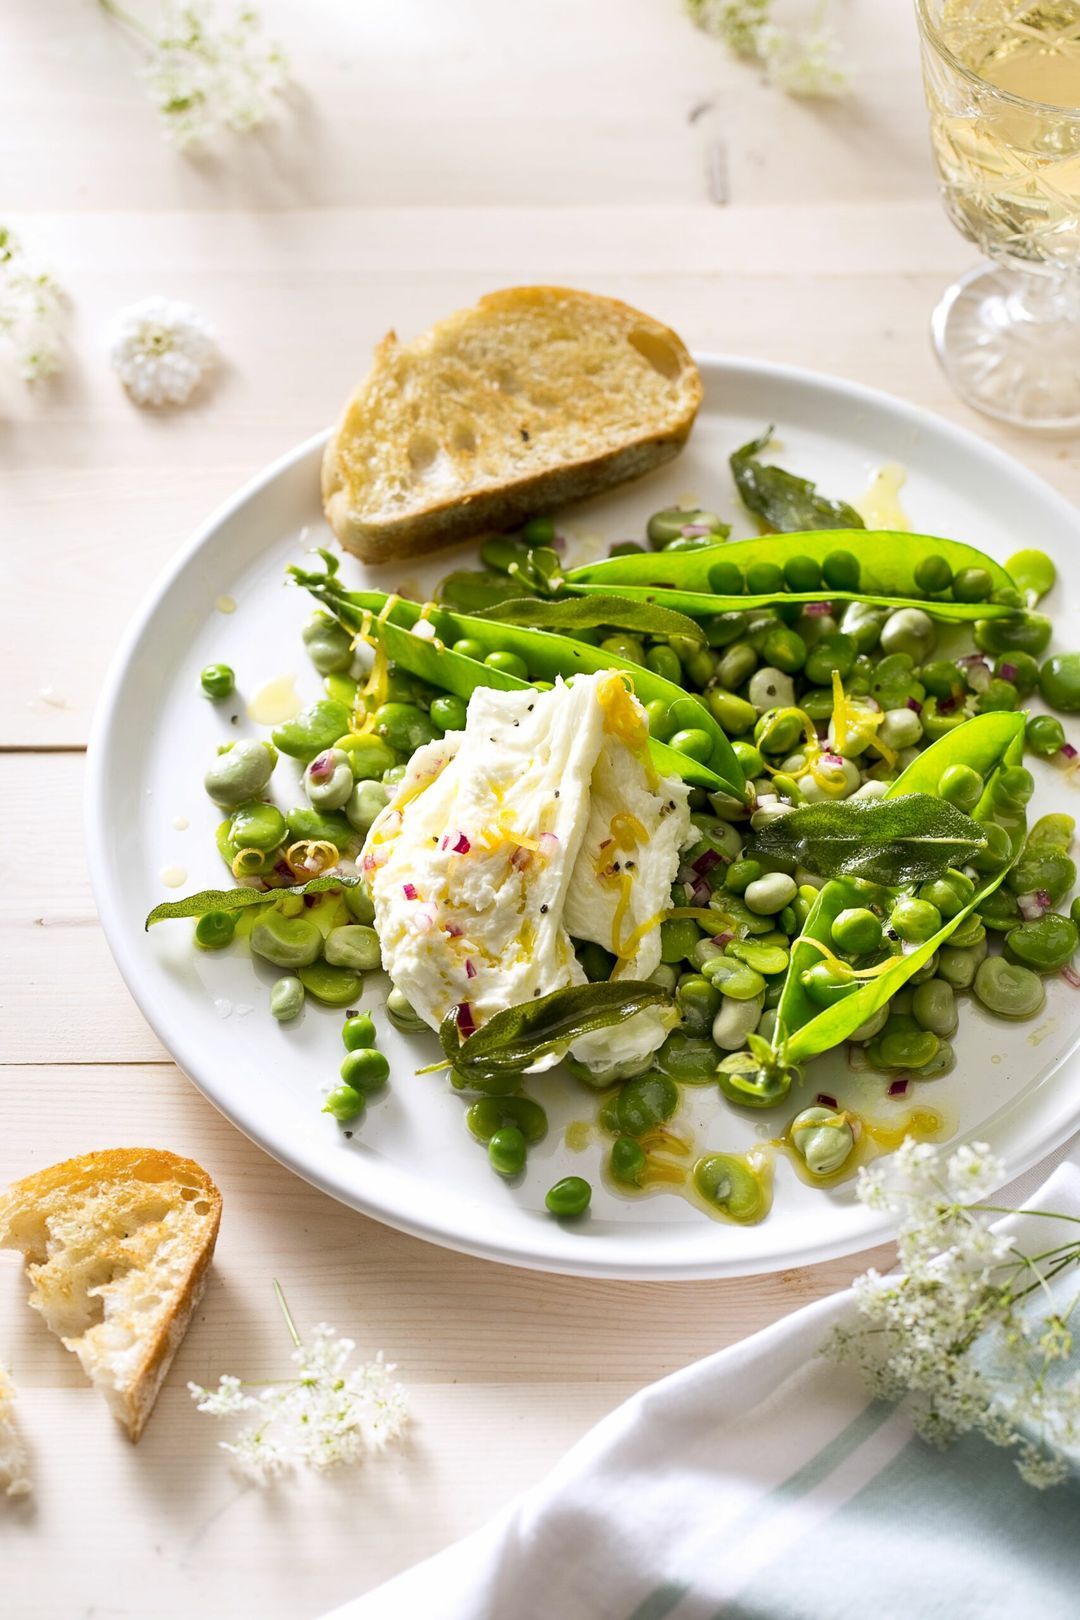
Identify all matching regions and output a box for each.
[752,793,987,886]
[145,874,355,929]
[438,981,672,1090]
[473,592,706,642]
[731,428,866,532]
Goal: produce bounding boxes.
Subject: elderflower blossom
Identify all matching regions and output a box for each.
[825,1139,1080,1489]
[686,0,851,98]
[0,229,67,382]
[190,1308,409,1484]
[109,295,217,407]
[102,1,290,149]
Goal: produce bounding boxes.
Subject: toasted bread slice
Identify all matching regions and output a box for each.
[322,286,703,563]
[0,1367,30,1497]
[0,1149,221,1442]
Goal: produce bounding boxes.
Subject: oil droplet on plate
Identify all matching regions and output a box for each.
[564,1120,591,1152]
[172,816,189,831]
[854,462,910,531]
[159,865,187,888]
[215,594,237,615]
[247,674,301,726]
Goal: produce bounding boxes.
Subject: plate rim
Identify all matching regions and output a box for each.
[85,354,1080,1280]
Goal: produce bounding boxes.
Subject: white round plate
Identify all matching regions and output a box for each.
[87,357,1080,1280]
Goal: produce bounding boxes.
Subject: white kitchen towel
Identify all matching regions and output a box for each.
[327,1140,1080,1620]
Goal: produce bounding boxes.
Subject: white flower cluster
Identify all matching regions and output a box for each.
[190,1314,409,1484]
[687,0,851,98]
[0,228,67,382]
[109,295,217,406]
[826,1139,1080,1490]
[103,0,290,149]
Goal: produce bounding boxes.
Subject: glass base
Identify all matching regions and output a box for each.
[931,263,1080,431]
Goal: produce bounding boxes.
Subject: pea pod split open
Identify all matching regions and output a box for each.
[565,528,1023,622]
[773,710,1027,1071]
[290,555,746,801]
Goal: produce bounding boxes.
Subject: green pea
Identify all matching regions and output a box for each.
[449,637,482,661]
[302,613,353,675]
[726,858,761,896]
[298,962,364,1006]
[952,565,993,603]
[919,870,975,919]
[705,613,747,649]
[680,649,714,688]
[1005,914,1079,974]
[707,559,744,595]
[1006,548,1056,603]
[762,626,807,674]
[880,608,936,663]
[753,707,802,753]
[545,1176,591,1217]
[790,1107,855,1176]
[992,766,1036,818]
[727,939,789,975]
[204,739,277,809]
[803,633,856,687]
[938,762,984,813]
[200,662,235,700]
[840,602,885,653]
[890,896,942,943]
[251,909,323,968]
[598,634,644,667]
[639,643,678,685]
[936,937,988,988]
[340,1047,390,1095]
[693,1153,766,1221]
[995,651,1039,696]
[656,1031,720,1084]
[578,941,616,982]
[324,925,381,973]
[270,975,304,1022]
[371,701,439,754]
[676,974,722,1034]
[822,550,860,591]
[800,959,859,1007]
[607,1135,645,1186]
[612,1074,677,1136]
[342,1013,376,1050]
[323,1085,364,1123]
[976,678,1019,715]
[466,1096,548,1145]
[919,661,962,700]
[346,779,391,836]
[386,985,426,1031]
[1039,653,1080,713]
[660,919,702,965]
[912,978,958,1038]
[273,700,352,763]
[668,727,713,763]
[743,560,783,595]
[1072,897,1080,933]
[783,555,821,593]
[914,554,953,595]
[426,693,467,733]
[973,957,1046,1020]
[344,880,376,925]
[716,641,758,689]
[195,910,236,950]
[970,820,1013,874]
[976,889,1020,933]
[975,613,1052,659]
[1026,714,1066,758]
[830,907,883,955]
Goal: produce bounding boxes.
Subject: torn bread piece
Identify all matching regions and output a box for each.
[0,1149,221,1442]
[0,1367,31,1497]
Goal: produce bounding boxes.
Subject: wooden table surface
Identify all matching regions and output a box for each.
[4,3,1079,1615]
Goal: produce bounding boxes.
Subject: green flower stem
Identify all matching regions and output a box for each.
[98,0,157,46]
[273,1278,303,1349]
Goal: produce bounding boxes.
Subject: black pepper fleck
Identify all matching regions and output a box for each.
[554,790,560,799]
[540,904,548,914]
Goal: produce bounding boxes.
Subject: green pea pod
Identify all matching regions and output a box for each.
[438,981,673,1091]
[773,711,1026,1067]
[472,593,707,643]
[289,558,746,801]
[565,581,1024,626]
[566,529,1019,607]
[145,874,358,928]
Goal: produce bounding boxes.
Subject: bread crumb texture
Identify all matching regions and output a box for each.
[0,1149,222,1441]
[0,1367,31,1498]
[322,286,702,562]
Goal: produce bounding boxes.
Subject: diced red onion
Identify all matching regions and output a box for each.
[966,662,991,694]
[451,832,470,854]
[888,1078,910,1097]
[457,1002,476,1037]
[957,653,987,668]
[446,922,463,938]
[907,697,923,714]
[681,523,712,538]
[413,903,438,933]
[308,750,335,781]
[1062,744,1079,762]
[1062,965,1080,989]
[804,601,834,617]
[938,694,960,715]
[712,931,734,948]
[690,878,712,907]
[821,752,843,766]
[510,846,532,870]
[550,534,566,552]
[999,662,1018,683]
[693,848,723,875]
[538,832,559,858]
[683,881,696,904]
[465,959,477,980]
[816,1092,838,1109]
[1017,890,1052,921]
[402,883,418,900]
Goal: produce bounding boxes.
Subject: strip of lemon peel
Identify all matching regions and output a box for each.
[801,935,900,979]
[350,595,400,734]
[830,670,897,769]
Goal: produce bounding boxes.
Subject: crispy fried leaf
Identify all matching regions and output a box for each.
[731,428,866,532]
[753,793,987,886]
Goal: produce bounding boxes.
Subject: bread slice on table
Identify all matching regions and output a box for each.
[322,286,703,563]
[0,1149,221,1442]
[0,1367,31,1497]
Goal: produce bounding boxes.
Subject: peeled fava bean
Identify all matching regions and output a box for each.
[936,936,988,989]
[250,909,323,968]
[712,992,764,1051]
[973,956,1046,1020]
[1005,914,1080,975]
[790,1107,855,1177]
[204,739,277,809]
[304,747,354,811]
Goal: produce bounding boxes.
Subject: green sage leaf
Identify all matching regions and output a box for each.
[474,593,705,642]
[731,428,866,532]
[752,793,987,886]
[145,874,356,929]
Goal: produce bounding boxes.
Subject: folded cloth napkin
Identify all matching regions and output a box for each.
[327,1139,1080,1620]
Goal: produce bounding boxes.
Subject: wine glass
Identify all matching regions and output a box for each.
[915,0,1080,429]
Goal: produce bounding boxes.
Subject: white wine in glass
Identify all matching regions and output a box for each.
[916,1,1080,427]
